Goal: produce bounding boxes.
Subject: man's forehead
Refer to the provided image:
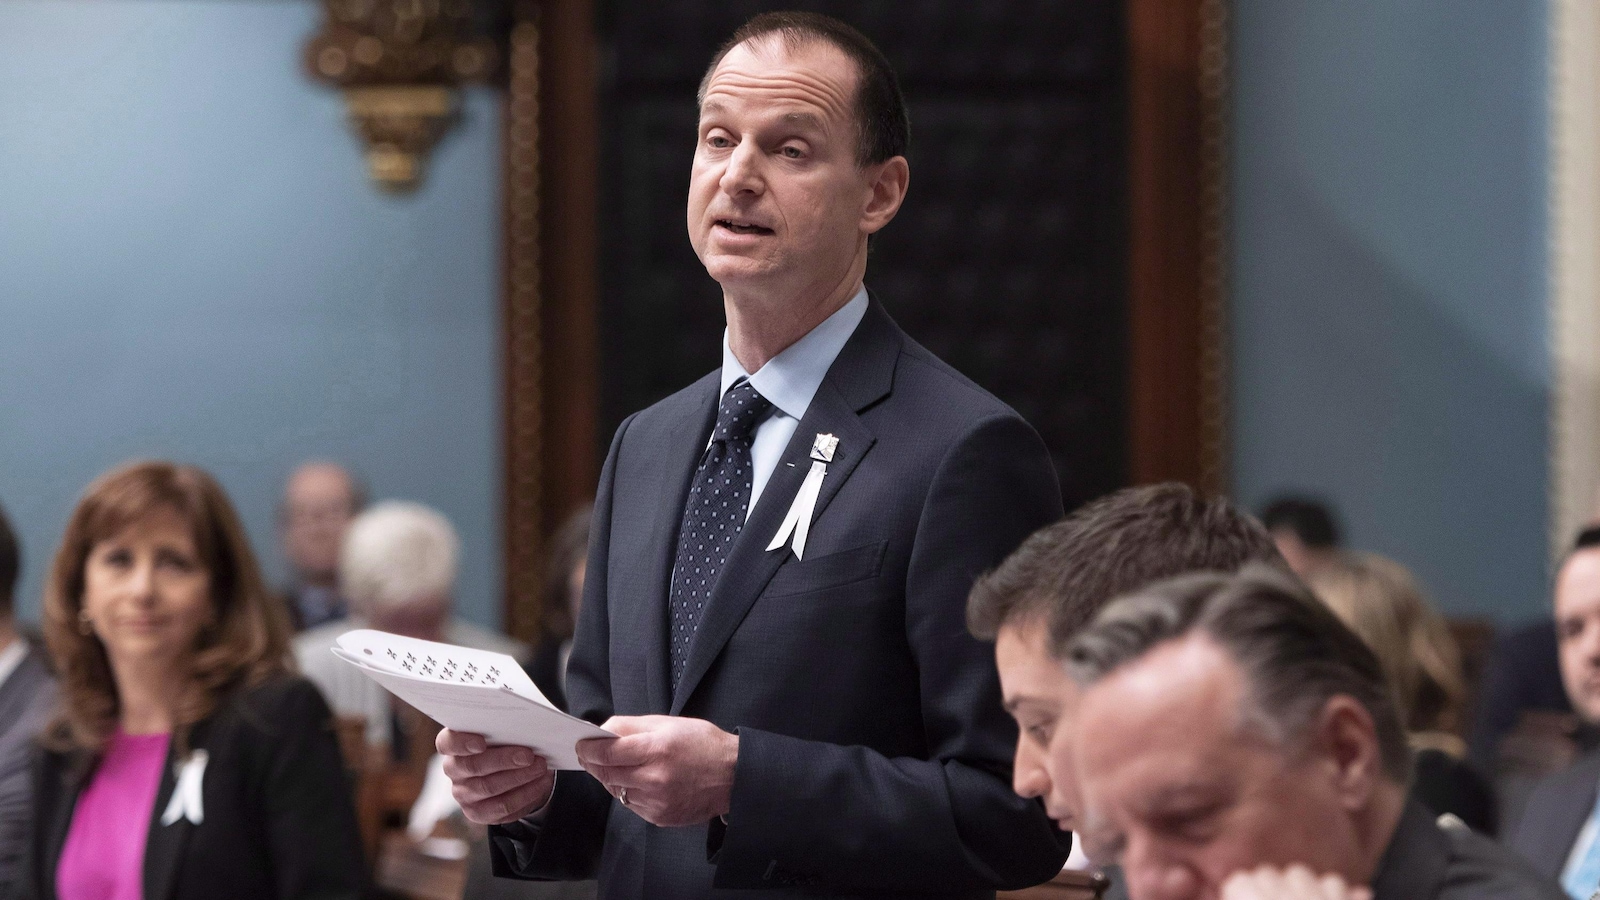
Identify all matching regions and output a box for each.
[288,465,352,500]
[997,620,1078,707]
[1077,636,1248,756]
[1557,548,1600,615]
[701,38,857,120]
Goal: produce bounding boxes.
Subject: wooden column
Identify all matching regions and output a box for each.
[501,0,598,640]
[1126,0,1230,494]
[502,3,545,641]
[538,0,599,533]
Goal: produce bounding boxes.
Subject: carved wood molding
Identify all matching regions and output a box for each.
[305,0,499,192]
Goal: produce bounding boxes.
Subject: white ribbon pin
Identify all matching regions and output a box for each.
[161,750,208,826]
[767,433,838,561]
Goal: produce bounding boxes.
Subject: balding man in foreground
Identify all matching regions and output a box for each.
[1065,565,1560,900]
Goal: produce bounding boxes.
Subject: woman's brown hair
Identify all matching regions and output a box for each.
[1305,552,1468,742]
[42,461,291,753]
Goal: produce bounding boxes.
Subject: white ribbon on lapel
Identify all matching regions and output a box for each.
[767,433,838,561]
[161,750,208,826]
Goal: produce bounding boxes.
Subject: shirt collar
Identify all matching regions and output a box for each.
[719,285,869,420]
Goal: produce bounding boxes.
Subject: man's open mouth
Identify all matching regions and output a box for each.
[715,219,774,235]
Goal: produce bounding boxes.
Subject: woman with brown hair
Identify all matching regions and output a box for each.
[1306,551,1499,835]
[20,461,365,900]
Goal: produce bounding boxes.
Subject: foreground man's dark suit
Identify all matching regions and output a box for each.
[1376,799,1563,900]
[491,298,1070,898]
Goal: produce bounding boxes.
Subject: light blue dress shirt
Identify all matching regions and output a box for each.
[716,285,869,519]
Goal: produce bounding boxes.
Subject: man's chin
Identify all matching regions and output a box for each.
[702,256,779,288]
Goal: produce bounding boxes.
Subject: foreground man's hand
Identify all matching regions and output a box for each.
[1222,865,1372,900]
[437,728,556,825]
[578,715,738,827]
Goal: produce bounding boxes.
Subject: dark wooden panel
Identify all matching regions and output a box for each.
[595,0,1129,512]
[1126,0,1226,491]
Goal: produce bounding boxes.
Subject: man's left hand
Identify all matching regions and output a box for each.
[576,715,739,827]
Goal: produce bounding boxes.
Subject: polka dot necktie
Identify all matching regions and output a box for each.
[668,378,772,690]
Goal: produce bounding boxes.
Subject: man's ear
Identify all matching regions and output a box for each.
[1312,695,1384,810]
[861,156,910,235]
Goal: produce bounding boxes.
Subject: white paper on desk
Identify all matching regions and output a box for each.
[331,629,613,770]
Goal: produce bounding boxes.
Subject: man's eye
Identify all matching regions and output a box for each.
[780,146,804,159]
[1027,723,1054,746]
[708,135,732,148]
[1157,807,1222,841]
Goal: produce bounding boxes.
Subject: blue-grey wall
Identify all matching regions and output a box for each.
[0,1,505,628]
[1230,1,1551,621]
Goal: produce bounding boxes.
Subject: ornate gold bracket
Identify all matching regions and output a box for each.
[305,0,499,193]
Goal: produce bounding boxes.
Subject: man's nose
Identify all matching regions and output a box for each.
[719,141,764,196]
[1012,741,1050,799]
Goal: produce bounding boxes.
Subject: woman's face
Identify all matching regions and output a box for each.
[82,506,214,672]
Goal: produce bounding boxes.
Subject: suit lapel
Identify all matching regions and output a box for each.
[1544,752,1600,874]
[143,722,210,900]
[632,377,719,714]
[36,751,90,900]
[669,301,899,713]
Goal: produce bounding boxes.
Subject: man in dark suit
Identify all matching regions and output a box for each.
[0,501,57,897]
[1513,528,1600,898]
[436,11,1069,898]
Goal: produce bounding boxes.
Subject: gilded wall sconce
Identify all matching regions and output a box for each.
[305,0,499,193]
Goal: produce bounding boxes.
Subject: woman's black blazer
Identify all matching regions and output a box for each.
[21,674,366,900]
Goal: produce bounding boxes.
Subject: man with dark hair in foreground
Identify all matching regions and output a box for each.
[0,500,56,896]
[1065,565,1560,900]
[436,10,1067,898]
[967,482,1281,833]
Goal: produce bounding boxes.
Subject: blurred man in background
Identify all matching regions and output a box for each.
[1259,494,1341,577]
[1512,528,1600,898]
[278,461,362,630]
[0,500,56,896]
[295,500,527,753]
[967,483,1280,836]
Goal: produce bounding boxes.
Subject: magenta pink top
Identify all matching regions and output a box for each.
[56,730,171,900]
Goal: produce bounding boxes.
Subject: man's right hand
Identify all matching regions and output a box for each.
[437,728,556,825]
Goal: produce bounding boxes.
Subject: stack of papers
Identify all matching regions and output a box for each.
[332,629,613,770]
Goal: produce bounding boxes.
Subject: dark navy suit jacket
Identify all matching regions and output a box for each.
[490,298,1070,897]
[1511,748,1600,882]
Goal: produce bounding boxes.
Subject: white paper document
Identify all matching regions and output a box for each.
[331,629,613,770]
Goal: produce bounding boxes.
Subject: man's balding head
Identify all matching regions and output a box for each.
[698,11,908,168]
[281,461,362,587]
